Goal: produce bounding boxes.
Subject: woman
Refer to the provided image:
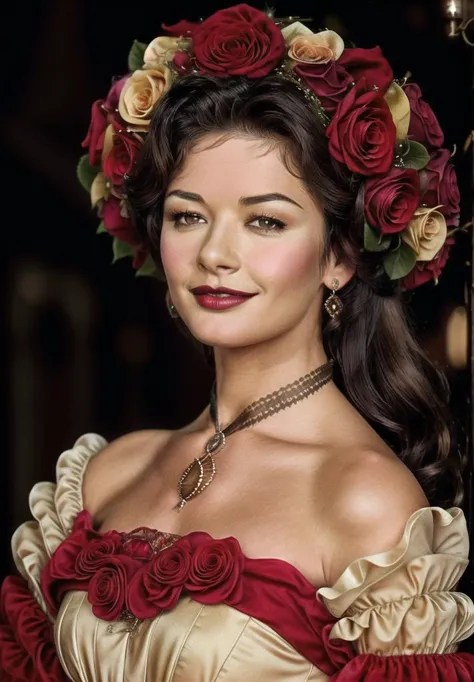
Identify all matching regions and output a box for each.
[2,5,474,681]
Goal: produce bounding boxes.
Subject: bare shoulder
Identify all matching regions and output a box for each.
[321,449,429,586]
[82,429,172,517]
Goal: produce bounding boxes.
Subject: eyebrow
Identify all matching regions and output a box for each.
[165,189,304,210]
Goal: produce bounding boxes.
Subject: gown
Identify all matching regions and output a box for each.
[2,432,474,681]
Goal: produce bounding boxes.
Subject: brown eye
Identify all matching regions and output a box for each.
[169,211,205,227]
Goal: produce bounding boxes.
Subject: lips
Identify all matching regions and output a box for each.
[191,286,254,297]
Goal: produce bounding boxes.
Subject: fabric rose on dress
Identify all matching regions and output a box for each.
[423,149,461,227]
[401,206,447,261]
[295,61,353,115]
[102,122,143,189]
[0,575,66,681]
[402,237,455,290]
[41,523,97,615]
[327,78,397,175]
[88,556,137,621]
[186,535,244,604]
[364,168,421,235]
[404,83,444,149]
[128,539,192,619]
[191,4,285,78]
[122,537,154,561]
[338,46,393,94]
[118,67,172,128]
[75,532,122,579]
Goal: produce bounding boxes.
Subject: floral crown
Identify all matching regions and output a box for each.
[78,3,463,290]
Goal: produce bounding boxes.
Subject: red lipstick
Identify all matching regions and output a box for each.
[191,286,256,311]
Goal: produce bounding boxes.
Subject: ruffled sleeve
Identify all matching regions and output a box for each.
[0,433,107,682]
[317,506,474,679]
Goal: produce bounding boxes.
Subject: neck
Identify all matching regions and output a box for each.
[210,330,330,430]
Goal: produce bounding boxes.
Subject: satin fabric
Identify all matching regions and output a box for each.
[9,433,474,681]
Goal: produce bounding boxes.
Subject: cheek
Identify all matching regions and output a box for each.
[253,241,321,291]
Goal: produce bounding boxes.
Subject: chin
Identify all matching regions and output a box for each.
[184,315,267,349]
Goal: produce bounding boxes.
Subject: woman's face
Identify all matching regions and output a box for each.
[161,133,328,349]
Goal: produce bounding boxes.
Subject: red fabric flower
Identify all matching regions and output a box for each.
[101,196,137,246]
[405,83,444,149]
[127,539,192,619]
[295,61,354,115]
[423,149,461,228]
[41,525,96,616]
[0,575,66,681]
[186,534,244,604]
[122,537,154,561]
[102,123,143,189]
[88,556,138,621]
[330,651,474,680]
[191,4,285,78]
[326,78,397,176]
[364,168,421,234]
[402,237,455,290]
[75,531,122,578]
[338,46,393,94]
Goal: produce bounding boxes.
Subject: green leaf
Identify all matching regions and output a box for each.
[136,254,160,278]
[77,154,100,192]
[383,241,417,280]
[364,222,392,252]
[403,140,429,171]
[96,221,107,235]
[112,238,134,263]
[128,40,147,71]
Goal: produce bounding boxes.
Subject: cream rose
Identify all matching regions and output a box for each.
[90,171,109,207]
[282,23,344,65]
[144,36,190,67]
[401,205,447,261]
[118,67,172,128]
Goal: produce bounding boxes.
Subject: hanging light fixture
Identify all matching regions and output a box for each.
[445,0,463,36]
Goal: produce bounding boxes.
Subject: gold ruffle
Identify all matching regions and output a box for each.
[317,506,474,655]
[10,433,107,618]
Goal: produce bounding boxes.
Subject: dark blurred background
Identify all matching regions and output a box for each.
[1,0,473,590]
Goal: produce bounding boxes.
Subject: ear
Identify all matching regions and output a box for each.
[322,251,355,290]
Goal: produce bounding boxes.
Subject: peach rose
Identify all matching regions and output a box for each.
[401,205,447,261]
[144,36,191,67]
[282,23,344,65]
[118,67,172,128]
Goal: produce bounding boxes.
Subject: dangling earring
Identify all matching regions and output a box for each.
[324,278,343,318]
[165,291,179,319]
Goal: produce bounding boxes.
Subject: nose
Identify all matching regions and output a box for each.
[197,219,241,275]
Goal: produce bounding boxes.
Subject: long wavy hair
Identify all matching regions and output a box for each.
[126,72,464,507]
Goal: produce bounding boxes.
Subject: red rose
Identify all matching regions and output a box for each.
[102,124,142,189]
[364,168,421,235]
[295,61,353,115]
[0,575,66,681]
[402,237,455,290]
[161,18,200,37]
[423,149,461,227]
[88,556,137,621]
[132,245,149,271]
[101,196,137,246]
[75,532,122,578]
[104,76,127,112]
[191,4,285,78]
[186,535,244,604]
[338,46,393,94]
[128,540,191,619]
[41,527,96,615]
[404,84,444,149]
[326,78,397,176]
[81,99,108,167]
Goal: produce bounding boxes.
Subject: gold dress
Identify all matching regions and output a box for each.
[2,433,474,681]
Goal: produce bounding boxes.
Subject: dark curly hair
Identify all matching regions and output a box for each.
[126,72,465,508]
